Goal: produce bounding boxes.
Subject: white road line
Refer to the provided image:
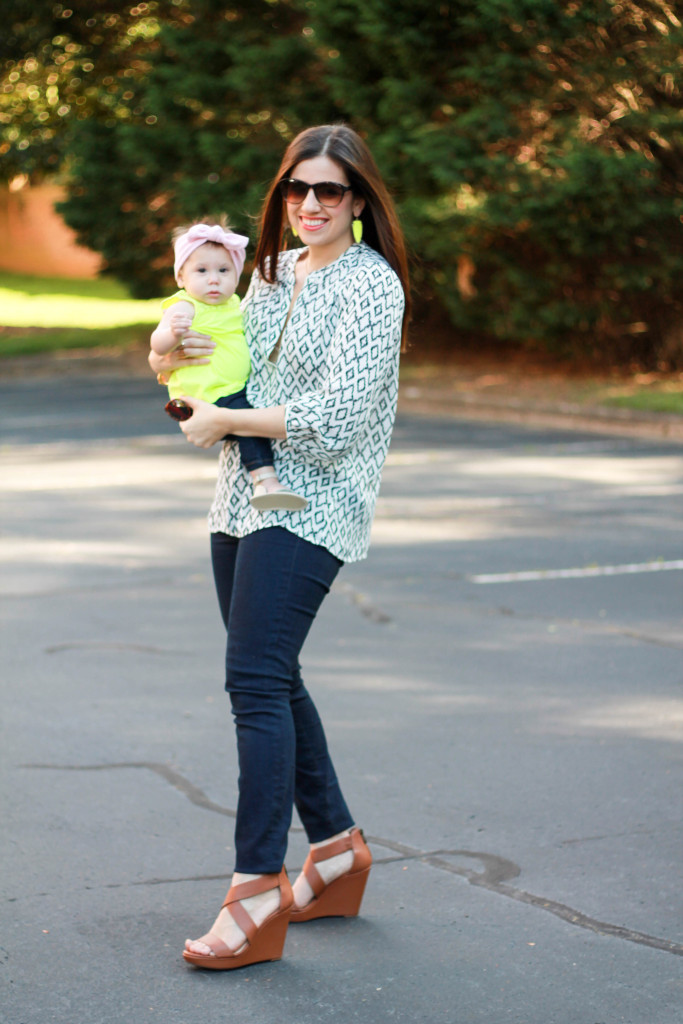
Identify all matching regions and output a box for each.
[469,560,683,584]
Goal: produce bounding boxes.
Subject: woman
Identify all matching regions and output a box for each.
[150,123,410,970]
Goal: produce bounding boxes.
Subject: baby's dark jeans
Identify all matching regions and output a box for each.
[215,387,273,472]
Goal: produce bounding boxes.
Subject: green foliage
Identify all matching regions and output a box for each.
[2,0,683,363]
[57,0,332,295]
[309,0,683,364]
[0,2,181,179]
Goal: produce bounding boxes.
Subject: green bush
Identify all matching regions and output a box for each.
[3,0,682,365]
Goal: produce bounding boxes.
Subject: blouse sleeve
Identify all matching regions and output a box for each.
[284,262,404,465]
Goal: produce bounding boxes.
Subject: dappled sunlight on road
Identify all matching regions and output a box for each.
[372,494,545,544]
[0,527,209,567]
[308,648,683,744]
[550,697,683,743]
[460,453,683,487]
[371,516,508,544]
[2,449,216,491]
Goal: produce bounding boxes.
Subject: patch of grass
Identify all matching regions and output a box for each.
[601,389,683,415]
[400,356,683,417]
[0,270,161,333]
[0,324,151,358]
[0,271,139,299]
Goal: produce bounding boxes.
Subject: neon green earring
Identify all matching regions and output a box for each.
[291,225,298,238]
[352,218,363,244]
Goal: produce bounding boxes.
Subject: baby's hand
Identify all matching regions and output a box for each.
[171,310,194,339]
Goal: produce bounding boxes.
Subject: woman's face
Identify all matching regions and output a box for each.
[285,155,364,262]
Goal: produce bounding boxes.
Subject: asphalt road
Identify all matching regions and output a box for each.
[1,373,682,1024]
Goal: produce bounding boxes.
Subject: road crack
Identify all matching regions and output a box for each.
[20,761,683,957]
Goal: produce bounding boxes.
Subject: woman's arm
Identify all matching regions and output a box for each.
[284,263,404,465]
[148,329,216,376]
[176,261,402,453]
[179,397,287,448]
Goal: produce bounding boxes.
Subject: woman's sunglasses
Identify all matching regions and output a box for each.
[278,178,353,208]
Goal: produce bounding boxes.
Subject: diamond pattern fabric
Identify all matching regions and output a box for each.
[208,242,404,563]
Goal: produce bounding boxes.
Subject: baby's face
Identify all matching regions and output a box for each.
[177,243,239,304]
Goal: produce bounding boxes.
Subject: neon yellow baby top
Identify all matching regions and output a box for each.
[162,290,251,402]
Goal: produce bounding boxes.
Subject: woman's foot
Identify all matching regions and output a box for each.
[185,873,281,957]
[290,827,372,922]
[292,829,357,911]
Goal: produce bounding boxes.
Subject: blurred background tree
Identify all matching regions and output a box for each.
[312,0,683,365]
[1,0,332,296]
[2,0,682,365]
[0,2,177,180]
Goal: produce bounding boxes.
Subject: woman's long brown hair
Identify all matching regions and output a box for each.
[254,124,411,349]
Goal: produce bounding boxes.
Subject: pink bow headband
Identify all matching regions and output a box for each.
[173,223,249,283]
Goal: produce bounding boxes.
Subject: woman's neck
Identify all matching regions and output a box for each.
[301,235,354,274]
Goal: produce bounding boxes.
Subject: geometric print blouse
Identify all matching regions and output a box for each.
[207,241,405,563]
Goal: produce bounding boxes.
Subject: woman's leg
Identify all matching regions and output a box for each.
[289,667,360,911]
[187,528,356,954]
[186,528,348,955]
[212,527,349,872]
[290,665,354,842]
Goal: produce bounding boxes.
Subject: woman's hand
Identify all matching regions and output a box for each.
[148,330,215,375]
[179,396,233,448]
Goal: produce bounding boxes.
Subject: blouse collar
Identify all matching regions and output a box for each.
[281,241,366,284]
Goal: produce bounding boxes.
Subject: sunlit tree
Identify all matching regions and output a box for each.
[43,0,330,295]
[309,0,683,363]
[0,2,181,181]
[3,0,682,362]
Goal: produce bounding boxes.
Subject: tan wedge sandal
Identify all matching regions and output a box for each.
[182,868,293,970]
[250,469,308,512]
[290,827,372,923]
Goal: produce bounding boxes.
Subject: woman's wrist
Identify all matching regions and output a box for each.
[226,405,288,440]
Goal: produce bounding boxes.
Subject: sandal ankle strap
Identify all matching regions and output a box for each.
[303,829,365,897]
[221,869,290,943]
[252,468,278,484]
[309,831,355,864]
[223,871,282,905]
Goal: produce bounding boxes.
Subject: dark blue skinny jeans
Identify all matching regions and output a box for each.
[211,526,354,873]
[215,387,273,472]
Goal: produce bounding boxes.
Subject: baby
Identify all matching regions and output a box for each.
[151,219,306,512]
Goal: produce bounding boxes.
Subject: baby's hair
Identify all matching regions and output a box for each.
[172,214,233,243]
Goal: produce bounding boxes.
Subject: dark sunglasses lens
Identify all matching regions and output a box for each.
[315,183,345,206]
[280,180,348,206]
[280,180,307,203]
